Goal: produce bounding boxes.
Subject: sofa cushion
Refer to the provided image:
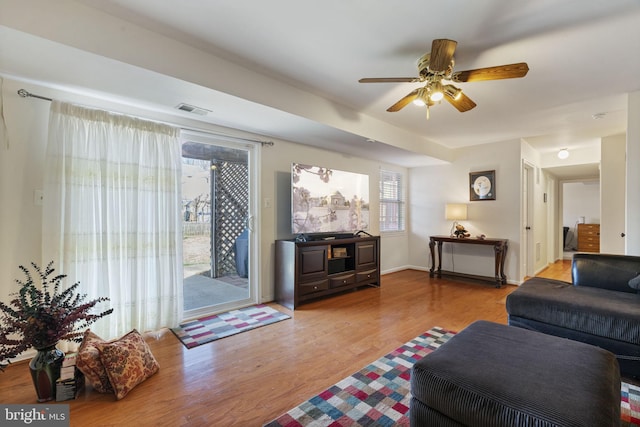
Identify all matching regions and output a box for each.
[506,277,640,345]
[97,329,159,400]
[76,330,114,394]
[629,274,640,291]
[572,253,640,294]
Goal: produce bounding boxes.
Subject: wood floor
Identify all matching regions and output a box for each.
[0,261,571,426]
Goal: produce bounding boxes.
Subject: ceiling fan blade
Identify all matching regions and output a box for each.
[429,39,457,73]
[445,92,477,112]
[452,62,529,82]
[387,89,419,112]
[359,77,421,83]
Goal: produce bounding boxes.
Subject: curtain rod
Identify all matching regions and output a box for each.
[17,89,53,102]
[16,89,275,147]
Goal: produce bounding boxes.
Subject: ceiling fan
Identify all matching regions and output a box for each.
[359,39,529,119]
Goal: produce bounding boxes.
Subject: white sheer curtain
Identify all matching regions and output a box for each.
[43,101,183,341]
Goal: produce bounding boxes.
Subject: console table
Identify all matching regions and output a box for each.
[429,235,508,287]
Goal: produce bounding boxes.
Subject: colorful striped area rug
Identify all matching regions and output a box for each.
[265,327,640,427]
[171,304,290,349]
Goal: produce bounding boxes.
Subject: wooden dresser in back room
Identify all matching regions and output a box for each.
[577,223,600,252]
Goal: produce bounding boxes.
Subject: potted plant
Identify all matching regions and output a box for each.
[0,261,113,401]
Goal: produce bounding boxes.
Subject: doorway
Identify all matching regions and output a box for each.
[560,180,601,258]
[180,131,258,318]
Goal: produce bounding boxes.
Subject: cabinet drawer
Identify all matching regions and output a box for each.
[577,224,600,235]
[357,269,378,283]
[579,235,599,243]
[578,242,600,252]
[329,273,355,288]
[299,279,329,296]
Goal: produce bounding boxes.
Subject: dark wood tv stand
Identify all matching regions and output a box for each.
[275,235,380,309]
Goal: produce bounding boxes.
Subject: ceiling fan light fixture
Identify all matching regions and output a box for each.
[430,91,444,102]
[444,84,463,100]
[429,80,444,102]
[557,148,570,159]
[412,87,428,106]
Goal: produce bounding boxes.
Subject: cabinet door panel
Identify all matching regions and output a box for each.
[356,242,377,269]
[298,246,328,282]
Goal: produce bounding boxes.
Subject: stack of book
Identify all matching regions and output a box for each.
[56,352,85,401]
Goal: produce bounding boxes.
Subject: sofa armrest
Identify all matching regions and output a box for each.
[572,253,640,294]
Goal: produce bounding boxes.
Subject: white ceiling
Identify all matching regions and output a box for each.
[2,0,640,174]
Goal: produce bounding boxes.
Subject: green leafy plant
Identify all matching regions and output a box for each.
[0,261,113,371]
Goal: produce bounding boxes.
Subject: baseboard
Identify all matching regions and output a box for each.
[381,265,426,275]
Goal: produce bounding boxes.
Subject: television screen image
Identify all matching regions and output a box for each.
[292,163,370,234]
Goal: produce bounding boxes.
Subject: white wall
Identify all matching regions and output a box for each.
[563,182,600,226]
[0,79,49,308]
[408,139,523,283]
[0,76,410,308]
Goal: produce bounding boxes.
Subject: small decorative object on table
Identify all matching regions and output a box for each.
[453,224,470,238]
[0,261,113,402]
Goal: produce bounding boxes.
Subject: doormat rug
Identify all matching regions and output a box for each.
[171,304,290,349]
[265,326,640,427]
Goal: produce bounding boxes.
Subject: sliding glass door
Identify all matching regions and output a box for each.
[180,131,257,318]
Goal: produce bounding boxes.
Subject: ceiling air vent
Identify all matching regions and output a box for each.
[175,103,211,116]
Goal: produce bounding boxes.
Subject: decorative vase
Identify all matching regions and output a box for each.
[29,344,65,402]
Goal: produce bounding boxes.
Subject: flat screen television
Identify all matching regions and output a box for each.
[291,163,370,235]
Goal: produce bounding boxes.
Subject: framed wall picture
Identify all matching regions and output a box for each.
[469,170,496,201]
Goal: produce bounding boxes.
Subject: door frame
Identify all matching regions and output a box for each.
[180,130,261,319]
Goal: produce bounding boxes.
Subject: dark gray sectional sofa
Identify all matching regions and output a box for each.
[506,252,640,378]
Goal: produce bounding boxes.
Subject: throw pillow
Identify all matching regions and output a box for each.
[97,329,160,400]
[75,330,114,393]
[628,274,640,290]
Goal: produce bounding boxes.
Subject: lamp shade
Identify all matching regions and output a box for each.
[445,203,468,221]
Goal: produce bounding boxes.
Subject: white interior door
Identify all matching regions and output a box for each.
[601,134,626,254]
[522,162,534,279]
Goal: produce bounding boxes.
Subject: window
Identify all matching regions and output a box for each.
[379,169,405,232]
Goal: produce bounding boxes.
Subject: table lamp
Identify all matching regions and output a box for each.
[445,203,468,237]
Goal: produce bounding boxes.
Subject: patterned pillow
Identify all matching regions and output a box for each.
[76,330,114,393]
[97,329,160,400]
